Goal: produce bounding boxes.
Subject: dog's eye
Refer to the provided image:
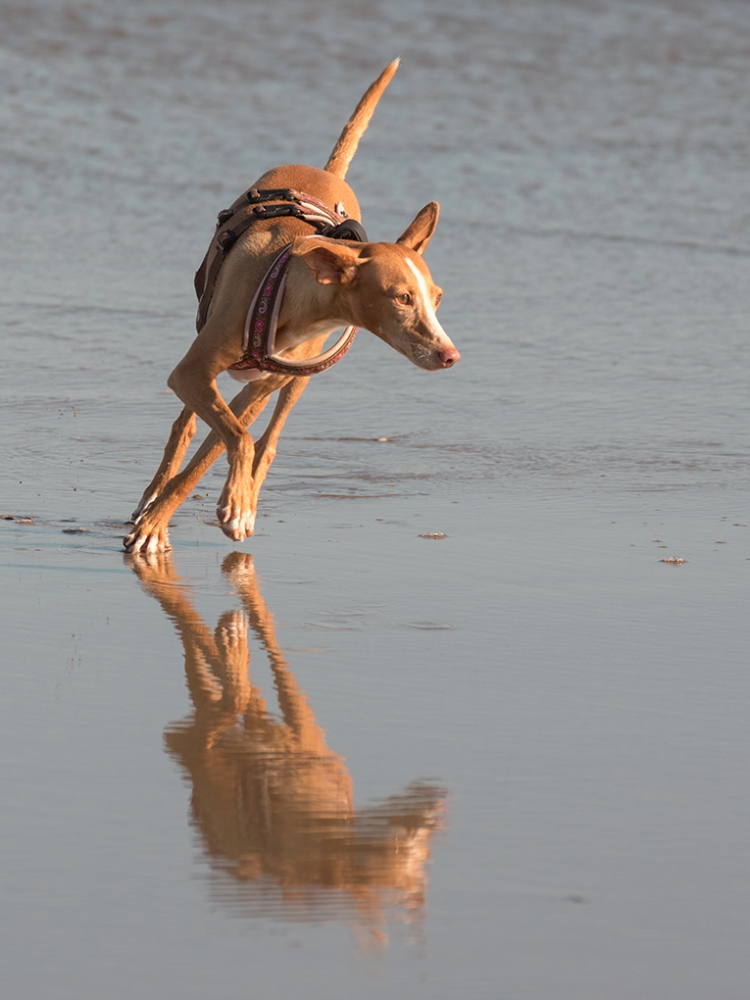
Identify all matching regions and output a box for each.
[395,292,412,307]
[434,293,443,309]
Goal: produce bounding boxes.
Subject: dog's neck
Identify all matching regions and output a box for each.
[274,256,354,352]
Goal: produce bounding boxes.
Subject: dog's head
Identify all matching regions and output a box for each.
[293,203,460,372]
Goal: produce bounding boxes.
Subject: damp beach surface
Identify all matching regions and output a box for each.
[2,1,750,997]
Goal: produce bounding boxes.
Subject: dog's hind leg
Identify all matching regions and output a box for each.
[132,406,198,522]
[249,377,309,522]
[124,380,285,554]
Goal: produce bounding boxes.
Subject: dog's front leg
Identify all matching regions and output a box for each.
[249,377,309,520]
[132,406,197,522]
[166,358,258,542]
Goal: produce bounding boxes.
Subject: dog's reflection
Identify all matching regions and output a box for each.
[129,551,446,933]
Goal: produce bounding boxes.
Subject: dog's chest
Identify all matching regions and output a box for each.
[227,368,273,384]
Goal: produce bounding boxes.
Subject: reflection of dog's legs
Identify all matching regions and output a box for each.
[249,377,309,519]
[128,552,261,751]
[222,552,281,663]
[131,406,197,521]
[222,551,330,756]
[127,551,224,706]
[214,610,251,713]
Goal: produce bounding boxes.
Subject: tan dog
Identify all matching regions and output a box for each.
[125,61,459,554]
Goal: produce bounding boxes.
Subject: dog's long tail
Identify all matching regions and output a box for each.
[324,59,400,180]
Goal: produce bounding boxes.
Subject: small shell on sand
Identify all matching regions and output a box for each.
[661,557,686,564]
[420,532,447,540]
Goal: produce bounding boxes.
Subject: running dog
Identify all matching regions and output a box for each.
[125,60,459,553]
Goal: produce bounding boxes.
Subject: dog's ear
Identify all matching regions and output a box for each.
[293,237,365,285]
[396,202,440,256]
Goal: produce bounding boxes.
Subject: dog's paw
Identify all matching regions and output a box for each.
[123,522,172,554]
[216,503,256,542]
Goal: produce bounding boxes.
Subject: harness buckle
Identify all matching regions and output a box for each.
[317,219,369,243]
[252,203,303,220]
[216,208,234,226]
[247,187,296,204]
[216,228,237,252]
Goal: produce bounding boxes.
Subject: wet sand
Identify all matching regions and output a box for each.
[2,1,750,997]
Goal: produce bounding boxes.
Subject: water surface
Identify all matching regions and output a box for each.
[2,1,750,997]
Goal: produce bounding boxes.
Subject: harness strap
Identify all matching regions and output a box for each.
[194,188,364,334]
[226,244,357,378]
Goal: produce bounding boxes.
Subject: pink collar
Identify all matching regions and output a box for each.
[227,244,357,378]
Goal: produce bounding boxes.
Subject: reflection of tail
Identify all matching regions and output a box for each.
[324,60,399,179]
[126,549,446,932]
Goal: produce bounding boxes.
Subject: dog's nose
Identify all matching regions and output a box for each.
[439,347,460,367]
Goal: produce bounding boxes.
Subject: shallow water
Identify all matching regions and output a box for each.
[2,0,750,997]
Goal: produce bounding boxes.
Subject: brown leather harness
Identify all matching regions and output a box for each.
[194,188,367,378]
